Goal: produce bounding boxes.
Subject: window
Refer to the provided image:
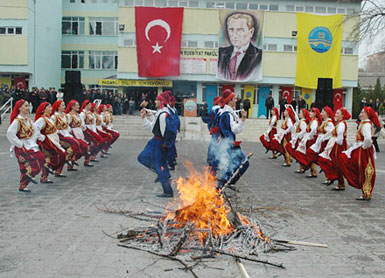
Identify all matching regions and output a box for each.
[216,2,225,8]
[169,0,178,7]
[144,0,153,6]
[70,0,75,3]
[295,6,304,12]
[305,6,314,13]
[181,40,188,47]
[0,28,5,34]
[294,46,297,52]
[62,17,85,35]
[267,44,277,51]
[284,45,293,52]
[124,0,134,5]
[189,1,198,7]
[187,40,198,48]
[0,27,23,35]
[124,39,135,46]
[61,51,85,69]
[269,4,278,11]
[236,3,247,10]
[16,27,22,34]
[337,8,345,14]
[259,4,268,10]
[89,17,118,36]
[346,8,355,14]
[89,51,118,69]
[179,1,188,7]
[155,0,166,6]
[7,28,14,34]
[344,47,354,55]
[204,41,214,48]
[286,5,294,11]
[327,7,336,14]
[248,3,258,10]
[226,2,235,9]
[135,0,144,5]
[315,7,326,13]
[206,2,215,8]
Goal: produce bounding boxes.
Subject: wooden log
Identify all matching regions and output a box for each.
[275,239,328,248]
[236,258,250,278]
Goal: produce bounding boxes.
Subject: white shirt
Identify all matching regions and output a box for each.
[309,120,319,140]
[335,121,346,145]
[344,121,372,158]
[143,107,168,137]
[219,104,244,135]
[7,115,40,152]
[231,43,249,71]
[56,92,64,101]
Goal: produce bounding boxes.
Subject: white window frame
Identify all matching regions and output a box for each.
[286,5,294,12]
[267,44,277,51]
[283,44,293,52]
[61,50,85,69]
[89,17,118,36]
[89,51,118,70]
[327,7,336,14]
[295,6,304,12]
[123,39,136,46]
[62,17,85,35]
[0,26,23,35]
[269,4,278,11]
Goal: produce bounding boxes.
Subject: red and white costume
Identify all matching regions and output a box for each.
[259,107,279,156]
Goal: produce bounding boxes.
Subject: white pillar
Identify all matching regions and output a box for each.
[234,83,242,97]
[197,82,202,104]
[272,85,279,109]
[345,87,353,114]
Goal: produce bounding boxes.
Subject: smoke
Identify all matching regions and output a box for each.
[216,137,245,181]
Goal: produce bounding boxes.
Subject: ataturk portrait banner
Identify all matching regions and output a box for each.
[217,9,264,82]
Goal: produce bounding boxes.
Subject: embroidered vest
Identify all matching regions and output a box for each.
[55,114,69,130]
[41,116,57,135]
[269,116,277,128]
[331,121,347,138]
[306,120,315,133]
[70,113,81,128]
[84,111,94,125]
[110,112,114,124]
[281,119,288,130]
[103,112,110,126]
[296,119,305,133]
[16,118,34,139]
[356,121,371,142]
[95,113,102,126]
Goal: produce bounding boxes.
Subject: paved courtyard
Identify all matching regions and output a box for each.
[0,136,384,278]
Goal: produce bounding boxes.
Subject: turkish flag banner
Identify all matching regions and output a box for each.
[135,7,184,77]
[281,87,292,104]
[333,89,343,112]
[14,78,26,90]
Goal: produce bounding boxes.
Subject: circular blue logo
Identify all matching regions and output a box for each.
[304,93,310,100]
[308,27,332,53]
[246,91,252,98]
[185,100,196,112]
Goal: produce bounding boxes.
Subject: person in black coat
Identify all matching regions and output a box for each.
[243,98,251,118]
[279,96,288,119]
[265,94,274,119]
[217,12,262,81]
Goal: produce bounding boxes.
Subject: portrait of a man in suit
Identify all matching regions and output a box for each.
[217,12,263,81]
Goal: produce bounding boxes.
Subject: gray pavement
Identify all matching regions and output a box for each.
[0,137,384,278]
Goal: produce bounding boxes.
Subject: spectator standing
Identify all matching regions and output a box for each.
[129,97,136,115]
[265,93,274,119]
[235,96,241,111]
[243,98,251,118]
[368,99,374,108]
[374,98,381,112]
[291,97,297,113]
[379,100,385,115]
[279,96,288,119]
[56,89,64,101]
[298,95,306,110]
[359,97,367,111]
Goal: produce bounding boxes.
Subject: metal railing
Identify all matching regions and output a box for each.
[0,97,13,125]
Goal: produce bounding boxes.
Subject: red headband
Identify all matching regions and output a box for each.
[213,96,221,106]
[273,107,279,118]
[65,100,77,114]
[323,106,336,125]
[312,108,322,124]
[339,108,351,121]
[223,89,235,104]
[10,99,25,124]
[286,107,296,123]
[302,108,311,123]
[98,104,104,114]
[35,102,49,121]
[91,102,97,112]
[80,100,90,112]
[51,100,63,116]
[364,106,381,127]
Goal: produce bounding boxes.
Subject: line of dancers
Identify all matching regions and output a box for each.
[260,105,381,201]
[137,91,180,198]
[7,99,120,192]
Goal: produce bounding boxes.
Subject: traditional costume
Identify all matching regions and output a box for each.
[166,94,180,170]
[66,100,93,167]
[295,108,322,176]
[217,89,249,188]
[103,104,120,145]
[259,107,279,158]
[137,91,174,197]
[305,106,335,178]
[80,100,105,161]
[271,106,295,167]
[319,108,351,189]
[339,107,380,200]
[34,102,67,182]
[92,103,113,156]
[7,100,45,192]
[51,100,82,171]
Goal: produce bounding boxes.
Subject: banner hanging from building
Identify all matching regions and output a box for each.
[14,78,26,90]
[0,77,11,89]
[301,88,313,109]
[217,10,264,82]
[258,86,270,118]
[333,89,343,112]
[281,87,293,104]
[243,85,255,117]
[98,79,172,87]
[206,84,217,112]
[135,7,184,77]
[295,13,343,89]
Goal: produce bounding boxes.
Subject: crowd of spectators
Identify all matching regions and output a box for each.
[360,97,385,115]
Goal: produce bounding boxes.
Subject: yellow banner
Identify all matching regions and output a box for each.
[295,13,343,89]
[243,85,255,117]
[0,77,11,88]
[301,88,313,109]
[98,79,172,87]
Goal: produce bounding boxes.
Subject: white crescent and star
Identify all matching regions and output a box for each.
[335,93,342,100]
[145,19,171,54]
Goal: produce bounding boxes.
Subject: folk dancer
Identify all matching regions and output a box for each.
[51,100,82,171]
[137,91,175,198]
[92,103,113,157]
[271,106,296,167]
[286,108,310,173]
[305,106,335,178]
[66,100,93,167]
[295,108,322,176]
[103,104,120,146]
[34,102,67,182]
[80,100,105,162]
[217,89,249,188]
[319,108,351,189]
[202,96,222,174]
[166,94,180,170]
[259,107,279,159]
[7,100,45,192]
[339,107,381,201]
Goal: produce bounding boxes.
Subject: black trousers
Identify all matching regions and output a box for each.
[266,107,271,119]
[372,137,380,152]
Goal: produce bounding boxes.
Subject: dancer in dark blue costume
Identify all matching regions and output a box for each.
[166,95,180,171]
[137,91,174,198]
[202,96,222,175]
[217,89,249,188]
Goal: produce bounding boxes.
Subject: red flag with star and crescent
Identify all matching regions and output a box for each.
[333,89,343,112]
[135,7,184,77]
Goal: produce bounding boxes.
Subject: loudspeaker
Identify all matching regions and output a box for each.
[65,71,81,84]
[315,78,333,110]
[64,83,83,104]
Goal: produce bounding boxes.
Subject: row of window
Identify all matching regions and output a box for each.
[0,27,22,35]
[61,51,118,69]
[62,17,119,36]
[286,5,356,15]
[263,43,354,55]
[70,0,118,3]
[123,0,199,7]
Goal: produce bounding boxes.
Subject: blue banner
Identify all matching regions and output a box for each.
[206,84,217,111]
[257,86,270,118]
